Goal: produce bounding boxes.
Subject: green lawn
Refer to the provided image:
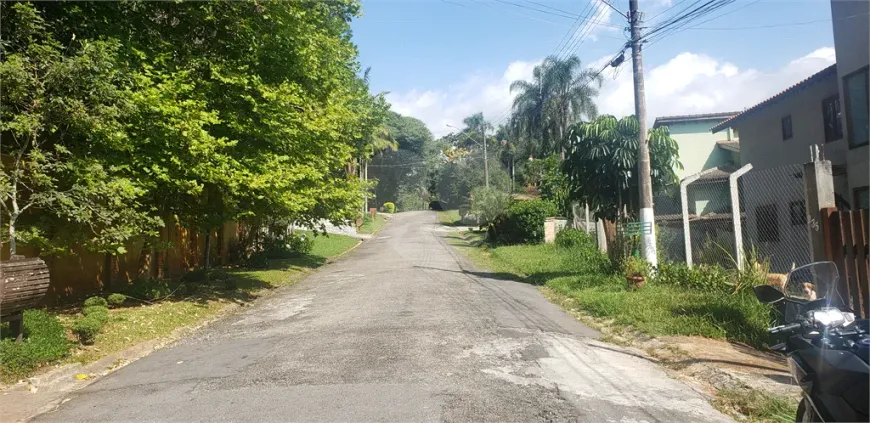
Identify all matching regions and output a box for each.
[358,214,387,234]
[4,234,360,379]
[446,231,772,349]
[437,209,462,226]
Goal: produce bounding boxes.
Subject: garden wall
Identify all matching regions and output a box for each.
[1,222,239,303]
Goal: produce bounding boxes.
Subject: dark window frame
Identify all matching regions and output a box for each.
[843,66,870,149]
[854,186,869,210]
[821,95,843,142]
[781,115,793,141]
[756,204,780,242]
[789,200,807,225]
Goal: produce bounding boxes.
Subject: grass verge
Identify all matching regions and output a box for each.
[437,209,462,226]
[1,233,360,382]
[444,231,771,348]
[713,387,797,423]
[358,213,387,234]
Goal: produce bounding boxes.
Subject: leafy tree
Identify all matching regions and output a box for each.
[563,115,682,221]
[509,55,602,158]
[386,112,432,154]
[470,187,511,226]
[0,3,159,255]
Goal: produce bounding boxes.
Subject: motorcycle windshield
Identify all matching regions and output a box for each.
[783,262,840,304]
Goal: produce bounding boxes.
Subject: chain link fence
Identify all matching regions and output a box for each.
[645,163,811,274]
[739,164,810,274]
[654,186,685,263]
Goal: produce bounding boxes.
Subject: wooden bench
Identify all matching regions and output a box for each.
[1,256,51,342]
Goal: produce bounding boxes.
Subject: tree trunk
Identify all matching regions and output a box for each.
[8,215,16,256]
[204,232,211,270]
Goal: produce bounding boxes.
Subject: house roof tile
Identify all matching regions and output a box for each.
[652,112,740,128]
[711,64,838,133]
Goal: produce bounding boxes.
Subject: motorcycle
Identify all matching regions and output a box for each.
[754,261,869,422]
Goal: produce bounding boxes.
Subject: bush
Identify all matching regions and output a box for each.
[621,255,651,278]
[383,202,395,214]
[72,315,104,345]
[0,310,73,380]
[288,233,313,255]
[82,305,109,317]
[470,187,511,226]
[107,293,127,308]
[263,233,313,259]
[83,296,108,308]
[654,262,732,291]
[555,228,596,250]
[124,278,178,301]
[488,200,558,245]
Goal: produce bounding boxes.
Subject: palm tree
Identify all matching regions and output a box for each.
[509,55,602,159]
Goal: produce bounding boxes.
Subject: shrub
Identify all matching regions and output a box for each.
[621,255,651,278]
[83,296,108,308]
[654,262,731,291]
[288,233,313,255]
[0,310,72,380]
[107,293,127,308]
[383,202,396,213]
[72,315,104,345]
[124,278,177,301]
[488,200,558,245]
[470,187,511,226]
[555,228,596,250]
[263,233,313,259]
[82,305,108,317]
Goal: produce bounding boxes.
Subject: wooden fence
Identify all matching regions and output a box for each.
[822,208,869,318]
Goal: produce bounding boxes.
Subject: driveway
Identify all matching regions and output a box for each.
[34,211,732,422]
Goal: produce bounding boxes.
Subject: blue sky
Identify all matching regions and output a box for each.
[351,0,837,135]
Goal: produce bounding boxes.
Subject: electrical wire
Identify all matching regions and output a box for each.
[641,0,734,46]
[492,0,624,27]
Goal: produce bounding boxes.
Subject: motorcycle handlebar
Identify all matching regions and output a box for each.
[768,323,803,334]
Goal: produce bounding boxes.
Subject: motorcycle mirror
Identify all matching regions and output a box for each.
[754,285,785,304]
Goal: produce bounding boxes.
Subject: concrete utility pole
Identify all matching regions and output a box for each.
[629,0,658,267]
[481,118,489,189]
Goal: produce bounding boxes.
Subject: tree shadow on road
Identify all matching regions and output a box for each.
[413,265,576,287]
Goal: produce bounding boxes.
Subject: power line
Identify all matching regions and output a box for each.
[599,0,627,18]
[641,0,734,45]
[492,0,623,28]
[550,0,597,58]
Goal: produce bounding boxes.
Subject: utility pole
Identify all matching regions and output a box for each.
[629,0,657,267]
[481,120,489,189]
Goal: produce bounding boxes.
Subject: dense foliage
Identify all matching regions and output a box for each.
[469,187,511,226]
[563,115,682,220]
[509,56,602,158]
[1,1,384,256]
[488,200,558,245]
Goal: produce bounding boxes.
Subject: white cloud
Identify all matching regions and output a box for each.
[387,59,540,137]
[597,47,836,119]
[387,47,836,137]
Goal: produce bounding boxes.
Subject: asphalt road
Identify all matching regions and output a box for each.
[34,212,733,423]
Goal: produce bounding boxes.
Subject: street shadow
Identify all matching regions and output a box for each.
[413,265,577,287]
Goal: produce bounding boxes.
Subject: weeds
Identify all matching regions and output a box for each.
[714,387,797,423]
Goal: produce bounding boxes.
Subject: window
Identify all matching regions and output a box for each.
[789,200,806,225]
[855,187,869,210]
[756,204,779,242]
[781,115,793,140]
[822,95,843,142]
[844,66,869,148]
